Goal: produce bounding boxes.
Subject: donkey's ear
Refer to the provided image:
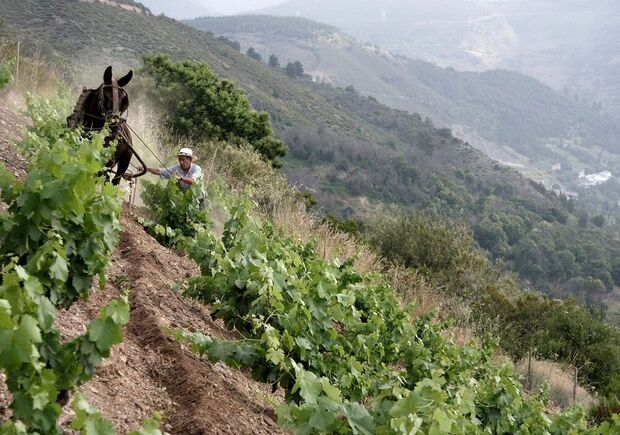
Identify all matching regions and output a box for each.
[103,66,113,84]
[117,70,133,87]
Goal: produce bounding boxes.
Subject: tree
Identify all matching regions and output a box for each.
[0,60,12,90]
[141,54,286,166]
[285,61,304,78]
[246,47,262,62]
[268,54,280,68]
[592,214,606,228]
[217,36,240,51]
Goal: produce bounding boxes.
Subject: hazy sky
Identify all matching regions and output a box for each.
[139,0,287,17]
[203,0,287,15]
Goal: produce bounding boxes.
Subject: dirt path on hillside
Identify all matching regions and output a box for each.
[54,215,284,435]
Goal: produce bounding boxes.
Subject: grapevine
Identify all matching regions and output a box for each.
[175,196,620,434]
[0,92,130,433]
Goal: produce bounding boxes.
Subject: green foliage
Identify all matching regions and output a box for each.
[0,59,12,90]
[176,197,618,433]
[479,291,620,396]
[140,178,211,246]
[268,54,280,68]
[367,212,494,298]
[322,213,360,236]
[285,61,305,78]
[592,214,606,228]
[141,54,287,166]
[246,46,262,62]
[216,35,240,51]
[0,93,129,433]
[368,211,620,399]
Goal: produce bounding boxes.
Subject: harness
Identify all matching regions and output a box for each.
[67,80,129,130]
[97,79,129,125]
[67,81,146,181]
[67,87,92,130]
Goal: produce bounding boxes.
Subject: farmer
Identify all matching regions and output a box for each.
[132,147,205,209]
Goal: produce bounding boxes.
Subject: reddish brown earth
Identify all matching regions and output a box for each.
[0,96,284,434]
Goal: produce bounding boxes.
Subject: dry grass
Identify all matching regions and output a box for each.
[386,265,440,316]
[186,138,383,274]
[0,41,68,95]
[514,358,595,409]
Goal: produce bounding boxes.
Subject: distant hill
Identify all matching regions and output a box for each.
[260,0,620,123]
[3,0,620,307]
[186,15,620,193]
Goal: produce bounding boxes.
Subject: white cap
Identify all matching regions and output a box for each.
[178,147,193,158]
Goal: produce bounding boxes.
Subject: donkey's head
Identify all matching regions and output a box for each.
[97,66,133,121]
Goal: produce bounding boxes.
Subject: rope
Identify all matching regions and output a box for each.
[123,123,168,169]
[72,109,172,172]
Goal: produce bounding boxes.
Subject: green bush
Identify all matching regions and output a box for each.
[141,178,211,246]
[366,212,496,300]
[0,60,12,90]
[141,54,287,166]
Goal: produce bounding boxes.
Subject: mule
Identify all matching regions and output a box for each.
[68,66,139,184]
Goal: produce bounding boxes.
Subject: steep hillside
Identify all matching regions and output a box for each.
[3,0,620,313]
[0,94,283,433]
[186,15,620,190]
[2,93,616,434]
[0,0,553,209]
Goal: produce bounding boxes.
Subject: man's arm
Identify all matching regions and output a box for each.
[178,175,195,185]
[177,165,203,185]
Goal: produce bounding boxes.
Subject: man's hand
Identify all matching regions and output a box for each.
[122,171,134,180]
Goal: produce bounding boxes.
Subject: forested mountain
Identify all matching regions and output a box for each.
[2,0,620,314]
[260,0,620,123]
[187,15,620,193]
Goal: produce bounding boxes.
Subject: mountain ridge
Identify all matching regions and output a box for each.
[259,0,620,122]
[186,14,620,192]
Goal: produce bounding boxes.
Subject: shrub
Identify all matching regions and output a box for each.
[141,54,287,166]
[141,178,211,246]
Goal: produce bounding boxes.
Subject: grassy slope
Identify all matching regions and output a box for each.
[3,0,620,308]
